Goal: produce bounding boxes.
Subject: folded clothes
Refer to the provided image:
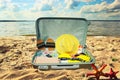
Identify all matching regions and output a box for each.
[34,56,60,64]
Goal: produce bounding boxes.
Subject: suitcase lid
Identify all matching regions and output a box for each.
[36,17,90,47]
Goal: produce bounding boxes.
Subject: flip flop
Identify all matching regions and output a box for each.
[46,38,55,51]
[37,39,45,50]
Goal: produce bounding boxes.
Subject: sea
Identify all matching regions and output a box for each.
[0,20,120,36]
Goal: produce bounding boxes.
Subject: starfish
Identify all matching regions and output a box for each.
[86,64,107,80]
[105,68,119,80]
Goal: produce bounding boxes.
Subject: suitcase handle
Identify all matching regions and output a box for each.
[38,65,80,70]
[51,64,80,69]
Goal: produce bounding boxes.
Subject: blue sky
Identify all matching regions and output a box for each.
[0,0,120,20]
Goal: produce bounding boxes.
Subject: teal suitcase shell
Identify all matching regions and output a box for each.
[32,17,95,70]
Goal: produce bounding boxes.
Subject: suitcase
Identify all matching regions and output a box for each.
[32,17,95,70]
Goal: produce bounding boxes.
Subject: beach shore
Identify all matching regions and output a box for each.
[0,36,120,80]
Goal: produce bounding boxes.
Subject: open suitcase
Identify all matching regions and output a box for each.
[32,17,95,70]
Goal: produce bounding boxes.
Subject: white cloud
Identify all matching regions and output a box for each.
[64,0,93,9]
[0,0,120,20]
[64,0,74,9]
[80,1,108,13]
[109,0,120,10]
[31,0,59,11]
[80,0,94,2]
[0,0,11,8]
[0,0,22,12]
[81,0,120,13]
[0,0,57,20]
[0,10,17,19]
[79,0,120,20]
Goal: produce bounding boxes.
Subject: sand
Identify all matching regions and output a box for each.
[0,36,120,80]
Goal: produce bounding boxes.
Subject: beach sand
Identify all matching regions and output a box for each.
[0,36,120,80]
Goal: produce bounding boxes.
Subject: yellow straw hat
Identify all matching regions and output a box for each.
[55,34,79,56]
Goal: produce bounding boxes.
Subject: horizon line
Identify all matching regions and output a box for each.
[0,20,120,22]
[0,20,35,22]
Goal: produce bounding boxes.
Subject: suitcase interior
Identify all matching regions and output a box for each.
[32,17,95,70]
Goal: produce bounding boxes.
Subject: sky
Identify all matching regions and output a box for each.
[0,0,120,20]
